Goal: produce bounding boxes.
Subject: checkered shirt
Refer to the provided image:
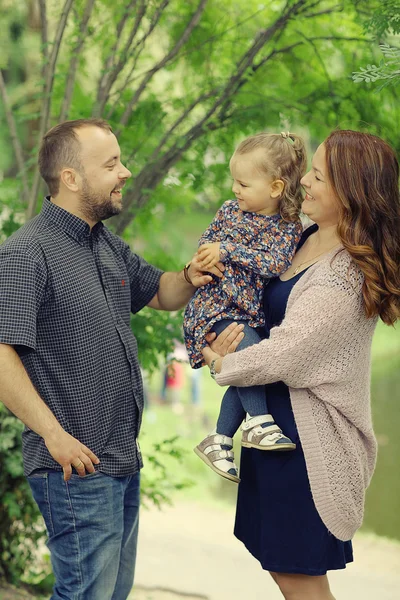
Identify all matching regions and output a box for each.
[0,197,163,477]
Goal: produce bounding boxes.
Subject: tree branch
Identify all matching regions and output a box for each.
[252,36,369,74]
[94,0,138,111]
[304,5,343,18]
[59,0,96,121]
[27,0,74,219]
[106,0,170,119]
[94,0,147,116]
[150,89,219,159]
[38,0,48,78]
[116,0,208,132]
[0,71,29,203]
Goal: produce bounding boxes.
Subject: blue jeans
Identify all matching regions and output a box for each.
[28,470,140,600]
[212,319,267,437]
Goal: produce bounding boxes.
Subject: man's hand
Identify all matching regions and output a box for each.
[197,242,221,270]
[187,254,225,288]
[44,430,100,481]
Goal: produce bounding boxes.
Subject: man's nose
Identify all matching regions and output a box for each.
[120,164,132,179]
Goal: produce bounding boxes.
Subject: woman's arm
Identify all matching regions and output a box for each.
[203,283,365,389]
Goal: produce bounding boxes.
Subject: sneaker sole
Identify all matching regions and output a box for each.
[242,441,296,451]
[193,446,240,483]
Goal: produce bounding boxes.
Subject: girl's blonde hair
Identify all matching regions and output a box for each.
[234,132,307,221]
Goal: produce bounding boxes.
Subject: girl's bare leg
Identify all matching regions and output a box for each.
[269,572,335,600]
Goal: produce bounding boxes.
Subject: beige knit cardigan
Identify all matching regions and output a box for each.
[216,246,378,541]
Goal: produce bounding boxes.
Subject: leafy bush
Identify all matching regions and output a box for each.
[0,405,49,588]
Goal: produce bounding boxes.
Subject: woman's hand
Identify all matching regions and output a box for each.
[201,322,245,370]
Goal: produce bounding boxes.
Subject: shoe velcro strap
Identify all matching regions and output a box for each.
[250,425,282,437]
[207,449,234,461]
[209,433,233,446]
[242,414,275,431]
[205,445,234,457]
[219,449,234,459]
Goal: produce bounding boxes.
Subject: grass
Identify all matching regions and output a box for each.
[140,367,238,511]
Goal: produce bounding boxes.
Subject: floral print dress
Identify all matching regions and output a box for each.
[183,200,302,368]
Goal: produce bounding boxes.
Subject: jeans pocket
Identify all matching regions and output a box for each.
[28,468,52,478]
[28,472,54,537]
[68,469,104,481]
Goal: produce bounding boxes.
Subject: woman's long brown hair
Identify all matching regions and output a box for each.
[325,130,400,325]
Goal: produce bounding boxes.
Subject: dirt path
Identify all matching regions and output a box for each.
[133,500,400,600]
[2,501,399,600]
[0,584,202,600]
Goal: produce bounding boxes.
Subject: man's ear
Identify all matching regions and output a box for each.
[60,168,80,192]
[270,179,285,199]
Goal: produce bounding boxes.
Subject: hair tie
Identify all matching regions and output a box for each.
[281,131,295,146]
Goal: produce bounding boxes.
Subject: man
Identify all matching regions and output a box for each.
[0,118,218,599]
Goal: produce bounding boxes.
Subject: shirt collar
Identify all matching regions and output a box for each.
[41,197,104,244]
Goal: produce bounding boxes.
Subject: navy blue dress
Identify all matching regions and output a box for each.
[234,225,353,575]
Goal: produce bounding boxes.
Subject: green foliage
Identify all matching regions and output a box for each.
[353,44,400,88]
[0,405,51,589]
[353,1,400,89]
[140,437,194,509]
[363,0,400,37]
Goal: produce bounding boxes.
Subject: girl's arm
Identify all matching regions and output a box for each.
[218,222,302,277]
[198,204,227,246]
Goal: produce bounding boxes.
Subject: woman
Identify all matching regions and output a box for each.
[201,130,400,600]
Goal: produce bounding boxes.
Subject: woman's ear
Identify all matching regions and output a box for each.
[270,179,285,198]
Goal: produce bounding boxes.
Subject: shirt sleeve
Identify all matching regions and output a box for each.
[121,246,164,314]
[0,248,48,351]
[215,282,364,389]
[219,222,302,277]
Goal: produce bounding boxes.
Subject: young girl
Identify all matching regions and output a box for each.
[183,132,306,482]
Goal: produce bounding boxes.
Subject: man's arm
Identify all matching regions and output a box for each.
[147,256,224,311]
[0,344,99,481]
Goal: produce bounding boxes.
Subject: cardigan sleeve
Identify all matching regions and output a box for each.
[215,282,365,389]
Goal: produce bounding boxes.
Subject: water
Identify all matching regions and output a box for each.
[364,339,400,541]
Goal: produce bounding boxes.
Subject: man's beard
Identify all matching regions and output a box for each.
[80,177,123,222]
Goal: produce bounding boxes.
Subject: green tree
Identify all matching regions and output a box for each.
[1,0,395,233]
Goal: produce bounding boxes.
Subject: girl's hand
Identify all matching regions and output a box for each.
[197,242,221,270]
[187,254,225,287]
